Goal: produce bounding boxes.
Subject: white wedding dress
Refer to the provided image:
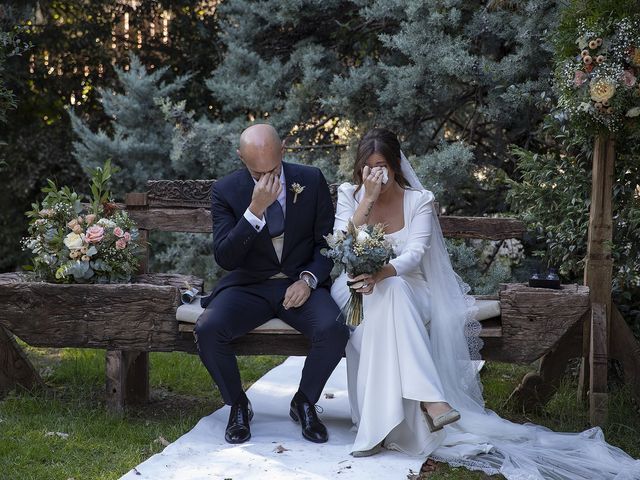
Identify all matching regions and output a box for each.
[330,176,640,479]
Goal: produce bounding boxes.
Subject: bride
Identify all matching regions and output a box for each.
[330,128,640,478]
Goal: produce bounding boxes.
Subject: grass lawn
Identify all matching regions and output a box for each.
[1,346,638,480]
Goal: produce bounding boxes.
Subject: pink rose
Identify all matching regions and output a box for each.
[73,224,84,235]
[85,214,96,225]
[623,70,637,87]
[123,231,131,242]
[113,227,124,238]
[573,71,587,87]
[115,238,127,250]
[67,219,79,229]
[85,225,105,243]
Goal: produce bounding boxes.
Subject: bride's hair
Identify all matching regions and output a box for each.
[353,128,410,194]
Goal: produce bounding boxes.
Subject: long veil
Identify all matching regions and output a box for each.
[399,152,640,479]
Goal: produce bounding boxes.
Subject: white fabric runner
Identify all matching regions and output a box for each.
[120,357,424,480]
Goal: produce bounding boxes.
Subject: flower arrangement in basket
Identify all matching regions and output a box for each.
[554,16,640,135]
[323,222,396,327]
[22,161,143,283]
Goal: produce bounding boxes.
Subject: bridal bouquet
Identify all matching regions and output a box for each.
[22,161,143,284]
[323,222,395,327]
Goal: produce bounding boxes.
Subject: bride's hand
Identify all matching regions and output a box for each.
[348,272,376,295]
[362,166,383,203]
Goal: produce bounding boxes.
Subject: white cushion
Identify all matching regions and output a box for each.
[475,299,501,321]
[176,298,294,332]
[176,296,500,327]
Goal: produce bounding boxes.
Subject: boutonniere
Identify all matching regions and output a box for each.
[290,182,305,204]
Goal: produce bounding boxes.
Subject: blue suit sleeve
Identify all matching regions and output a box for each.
[211,181,261,271]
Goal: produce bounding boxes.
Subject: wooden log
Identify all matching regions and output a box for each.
[494,283,590,363]
[0,279,192,352]
[580,135,615,401]
[589,303,608,425]
[0,326,43,396]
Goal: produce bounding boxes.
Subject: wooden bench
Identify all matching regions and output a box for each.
[0,179,591,412]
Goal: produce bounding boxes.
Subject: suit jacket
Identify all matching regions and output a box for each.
[200,161,335,308]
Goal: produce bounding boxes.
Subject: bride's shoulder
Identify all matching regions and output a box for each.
[406,188,435,206]
[337,182,356,192]
[337,182,358,197]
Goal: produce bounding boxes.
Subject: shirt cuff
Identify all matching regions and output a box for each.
[300,270,318,288]
[243,208,266,232]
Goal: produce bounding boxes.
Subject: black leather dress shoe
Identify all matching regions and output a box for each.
[290,392,328,443]
[225,399,253,444]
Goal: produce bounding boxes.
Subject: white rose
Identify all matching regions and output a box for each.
[63,232,84,250]
[589,79,616,103]
[356,229,370,244]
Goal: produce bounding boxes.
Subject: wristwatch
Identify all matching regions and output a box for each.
[300,272,318,290]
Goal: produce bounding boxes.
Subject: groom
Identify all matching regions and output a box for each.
[195,124,349,445]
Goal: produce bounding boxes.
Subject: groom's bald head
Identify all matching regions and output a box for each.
[238,124,284,180]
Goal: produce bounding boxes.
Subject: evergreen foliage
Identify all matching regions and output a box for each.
[507,0,640,334]
[69,55,191,193]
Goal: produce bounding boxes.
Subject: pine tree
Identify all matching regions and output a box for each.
[69,55,191,193]
[188,0,558,214]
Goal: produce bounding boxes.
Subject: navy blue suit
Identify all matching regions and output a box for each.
[194,162,348,405]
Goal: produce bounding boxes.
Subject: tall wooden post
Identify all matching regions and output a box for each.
[579,135,615,425]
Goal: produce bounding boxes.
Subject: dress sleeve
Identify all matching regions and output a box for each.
[333,182,357,232]
[389,190,435,277]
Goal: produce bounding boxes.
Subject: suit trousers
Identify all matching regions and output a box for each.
[194,279,349,405]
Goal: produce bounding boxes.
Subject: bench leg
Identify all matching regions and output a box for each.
[106,350,149,413]
[507,312,585,412]
[0,326,42,396]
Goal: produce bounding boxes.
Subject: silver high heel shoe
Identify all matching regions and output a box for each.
[422,407,461,432]
[351,442,384,457]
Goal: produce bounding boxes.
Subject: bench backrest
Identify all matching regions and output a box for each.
[124,179,526,239]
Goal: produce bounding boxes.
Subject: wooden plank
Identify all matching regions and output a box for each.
[124,206,525,239]
[589,303,608,425]
[125,207,212,233]
[438,216,526,240]
[0,326,43,395]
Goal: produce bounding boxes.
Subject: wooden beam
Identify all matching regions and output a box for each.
[580,135,615,401]
[589,303,608,425]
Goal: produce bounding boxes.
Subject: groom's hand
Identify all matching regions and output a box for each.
[283,280,311,310]
[249,172,282,218]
